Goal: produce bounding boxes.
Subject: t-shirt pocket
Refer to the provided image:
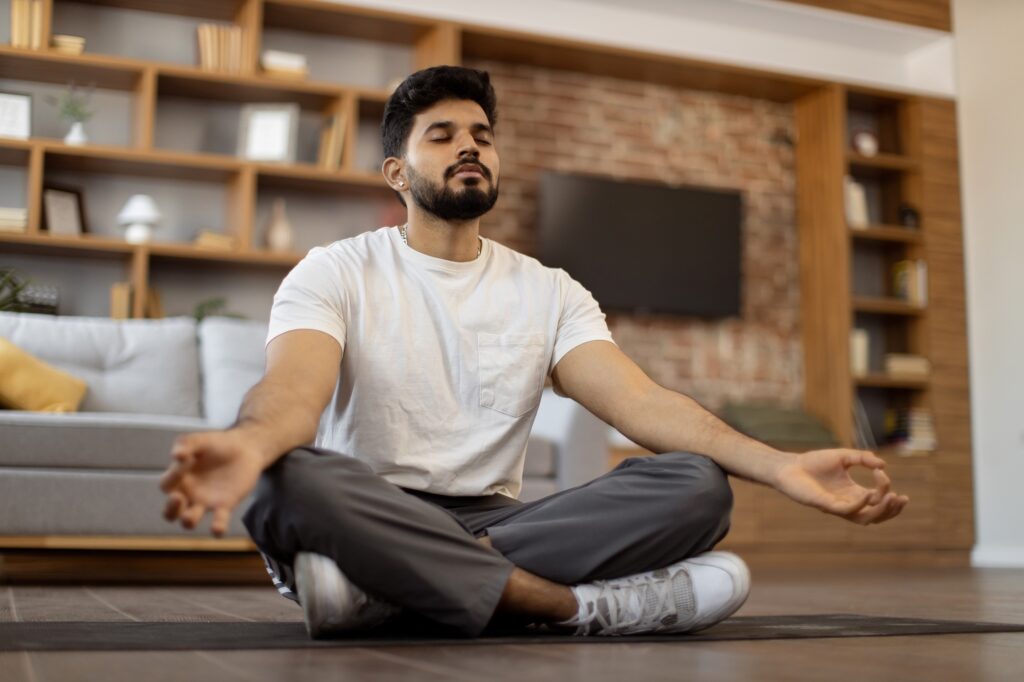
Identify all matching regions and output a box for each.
[477,332,548,418]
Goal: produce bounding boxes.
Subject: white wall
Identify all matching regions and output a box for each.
[953,0,1024,567]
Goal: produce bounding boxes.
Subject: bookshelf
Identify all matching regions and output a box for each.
[1,0,974,560]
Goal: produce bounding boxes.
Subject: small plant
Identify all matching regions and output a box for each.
[46,81,96,124]
[0,268,31,312]
[193,297,246,321]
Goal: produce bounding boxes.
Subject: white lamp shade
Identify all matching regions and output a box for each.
[118,194,161,225]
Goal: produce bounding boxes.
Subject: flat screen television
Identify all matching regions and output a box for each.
[537,170,743,318]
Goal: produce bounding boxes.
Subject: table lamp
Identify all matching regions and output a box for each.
[118,194,161,244]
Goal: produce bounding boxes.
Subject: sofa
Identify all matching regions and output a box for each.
[0,311,610,544]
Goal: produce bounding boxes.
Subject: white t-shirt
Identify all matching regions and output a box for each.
[265,225,616,498]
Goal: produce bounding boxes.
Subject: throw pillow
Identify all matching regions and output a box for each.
[0,337,88,412]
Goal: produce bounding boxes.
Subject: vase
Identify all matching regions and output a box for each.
[64,121,88,146]
[265,198,294,252]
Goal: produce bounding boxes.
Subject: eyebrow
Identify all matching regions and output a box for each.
[422,121,493,137]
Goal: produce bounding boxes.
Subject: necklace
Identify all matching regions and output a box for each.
[400,223,482,259]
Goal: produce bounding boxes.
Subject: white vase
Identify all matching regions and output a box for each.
[265,198,294,252]
[64,121,88,146]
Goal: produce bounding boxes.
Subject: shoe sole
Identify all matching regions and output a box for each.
[681,550,751,632]
[295,552,357,638]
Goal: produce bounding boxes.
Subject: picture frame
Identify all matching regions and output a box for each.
[42,184,88,237]
[0,91,32,140]
[237,103,300,163]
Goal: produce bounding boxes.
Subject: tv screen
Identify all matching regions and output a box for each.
[537,170,743,318]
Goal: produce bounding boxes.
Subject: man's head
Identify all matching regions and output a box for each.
[381,66,499,221]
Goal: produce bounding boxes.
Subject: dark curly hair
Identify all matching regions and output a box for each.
[381,65,498,161]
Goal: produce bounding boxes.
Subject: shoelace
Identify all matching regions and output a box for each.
[576,570,680,635]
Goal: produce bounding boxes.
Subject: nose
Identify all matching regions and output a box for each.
[455,131,481,159]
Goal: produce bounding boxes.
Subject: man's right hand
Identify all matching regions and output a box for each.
[159,429,269,537]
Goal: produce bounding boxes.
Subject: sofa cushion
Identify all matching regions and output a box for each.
[198,316,266,427]
[0,337,87,412]
[0,411,209,469]
[0,312,202,417]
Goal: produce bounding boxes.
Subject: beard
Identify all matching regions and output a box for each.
[406,162,499,221]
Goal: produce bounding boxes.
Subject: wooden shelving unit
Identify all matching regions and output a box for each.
[1,0,974,561]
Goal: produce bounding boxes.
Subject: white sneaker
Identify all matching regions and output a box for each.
[560,551,750,636]
[294,551,402,638]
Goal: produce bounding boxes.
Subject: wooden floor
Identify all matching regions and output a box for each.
[2,565,1023,681]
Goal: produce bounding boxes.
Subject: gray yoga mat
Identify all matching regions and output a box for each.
[4,615,1024,651]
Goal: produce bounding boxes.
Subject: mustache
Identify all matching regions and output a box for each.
[446,160,491,181]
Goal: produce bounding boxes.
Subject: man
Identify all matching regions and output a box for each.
[159,66,908,639]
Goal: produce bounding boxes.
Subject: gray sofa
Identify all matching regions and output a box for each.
[0,311,609,542]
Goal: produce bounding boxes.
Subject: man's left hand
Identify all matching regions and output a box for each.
[773,449,909,525]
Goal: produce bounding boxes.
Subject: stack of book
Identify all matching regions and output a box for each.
[51,34,86,55]
[317,111,348,170]
[9,0,44,49]
[0,207,28,233]
[892,259,928,306]
[196,24,245,74]
[261,50,309,80]
[193,229,237,250]
[884,407,937,454]
[884,353,931,378]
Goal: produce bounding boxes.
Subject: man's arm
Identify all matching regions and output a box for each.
[551,340,908,525]
[159,329,341,535]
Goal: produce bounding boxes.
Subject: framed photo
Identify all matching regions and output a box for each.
[0,91,32,140]
[42,185,88,237]
[237,103,300,163]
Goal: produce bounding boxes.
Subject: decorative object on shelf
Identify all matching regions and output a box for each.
[42,185,87,236]
[197,23,244,74]
[117,194,161,244]
[898,202,920,229]
[51,34,85,56]
[261,49,309,80]
[109,281,132,320]
[0,206,28,233]
[843,175,869,229]
[264,197,295,252]
[10,0,45,50]
[850,328,869,377]
[892,259,928,306]
[851,396,877,450]
[193,229,237,250]
[145,288,164,319]
[884,353,931,378]
[0,91,32,140]
[45,81,95,146]
[237,103,299,163]
[193,297,245,321]
[316,110,348,169]
[850,128,879,157]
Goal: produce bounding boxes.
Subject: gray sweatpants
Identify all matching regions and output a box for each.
[241,446,733,637]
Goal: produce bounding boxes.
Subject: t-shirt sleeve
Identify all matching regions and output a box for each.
[550,268,616,377]
[265,247,347,352]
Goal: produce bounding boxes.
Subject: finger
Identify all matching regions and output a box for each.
[180,501,207,530]
[842,450,886,470]
[158,460,189,493]
[867,469,892,505]
[857,493,898,525]
[211,507,231,538]
[162,490,185,521]
[831,488,873,516]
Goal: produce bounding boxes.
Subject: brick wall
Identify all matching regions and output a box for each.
[468,60,803,412]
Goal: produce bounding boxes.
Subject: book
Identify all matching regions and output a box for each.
[109,282,132,319]
[262,49,307,71]
[11,0,28,48]
[29,0,42,49]
[884,353,931,377]
[316,110,347,169]
[844,175,869,229]
[263,65,309,81]
[893,259,928,306]
[145,287,164,319]
[193,229,236,250]
[883,406,936,454]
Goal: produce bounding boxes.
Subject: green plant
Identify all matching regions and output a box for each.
[45,81,96,124]
[193,297,246,321]
[0,268,31,312]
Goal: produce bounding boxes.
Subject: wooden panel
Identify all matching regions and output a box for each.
[132,67,156,149]
[235,0,264,76]
[781,0,951,32]
[229,166,256,250]
[461,25,820,103]
[129,247,149,318]
[0,45,142,90]
[795,85,852,445]
[262,0,433,43]
[25,145,44,235]
[67,0,245,22]
[415,21,462,70]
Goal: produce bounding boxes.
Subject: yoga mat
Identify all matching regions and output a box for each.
[3,615,1024,651]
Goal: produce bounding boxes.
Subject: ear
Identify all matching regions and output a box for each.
[382,157,407,192]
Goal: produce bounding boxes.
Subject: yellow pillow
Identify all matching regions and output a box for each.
[0,337,87,412]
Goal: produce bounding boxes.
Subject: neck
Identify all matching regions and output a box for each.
[404,207,481,262]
